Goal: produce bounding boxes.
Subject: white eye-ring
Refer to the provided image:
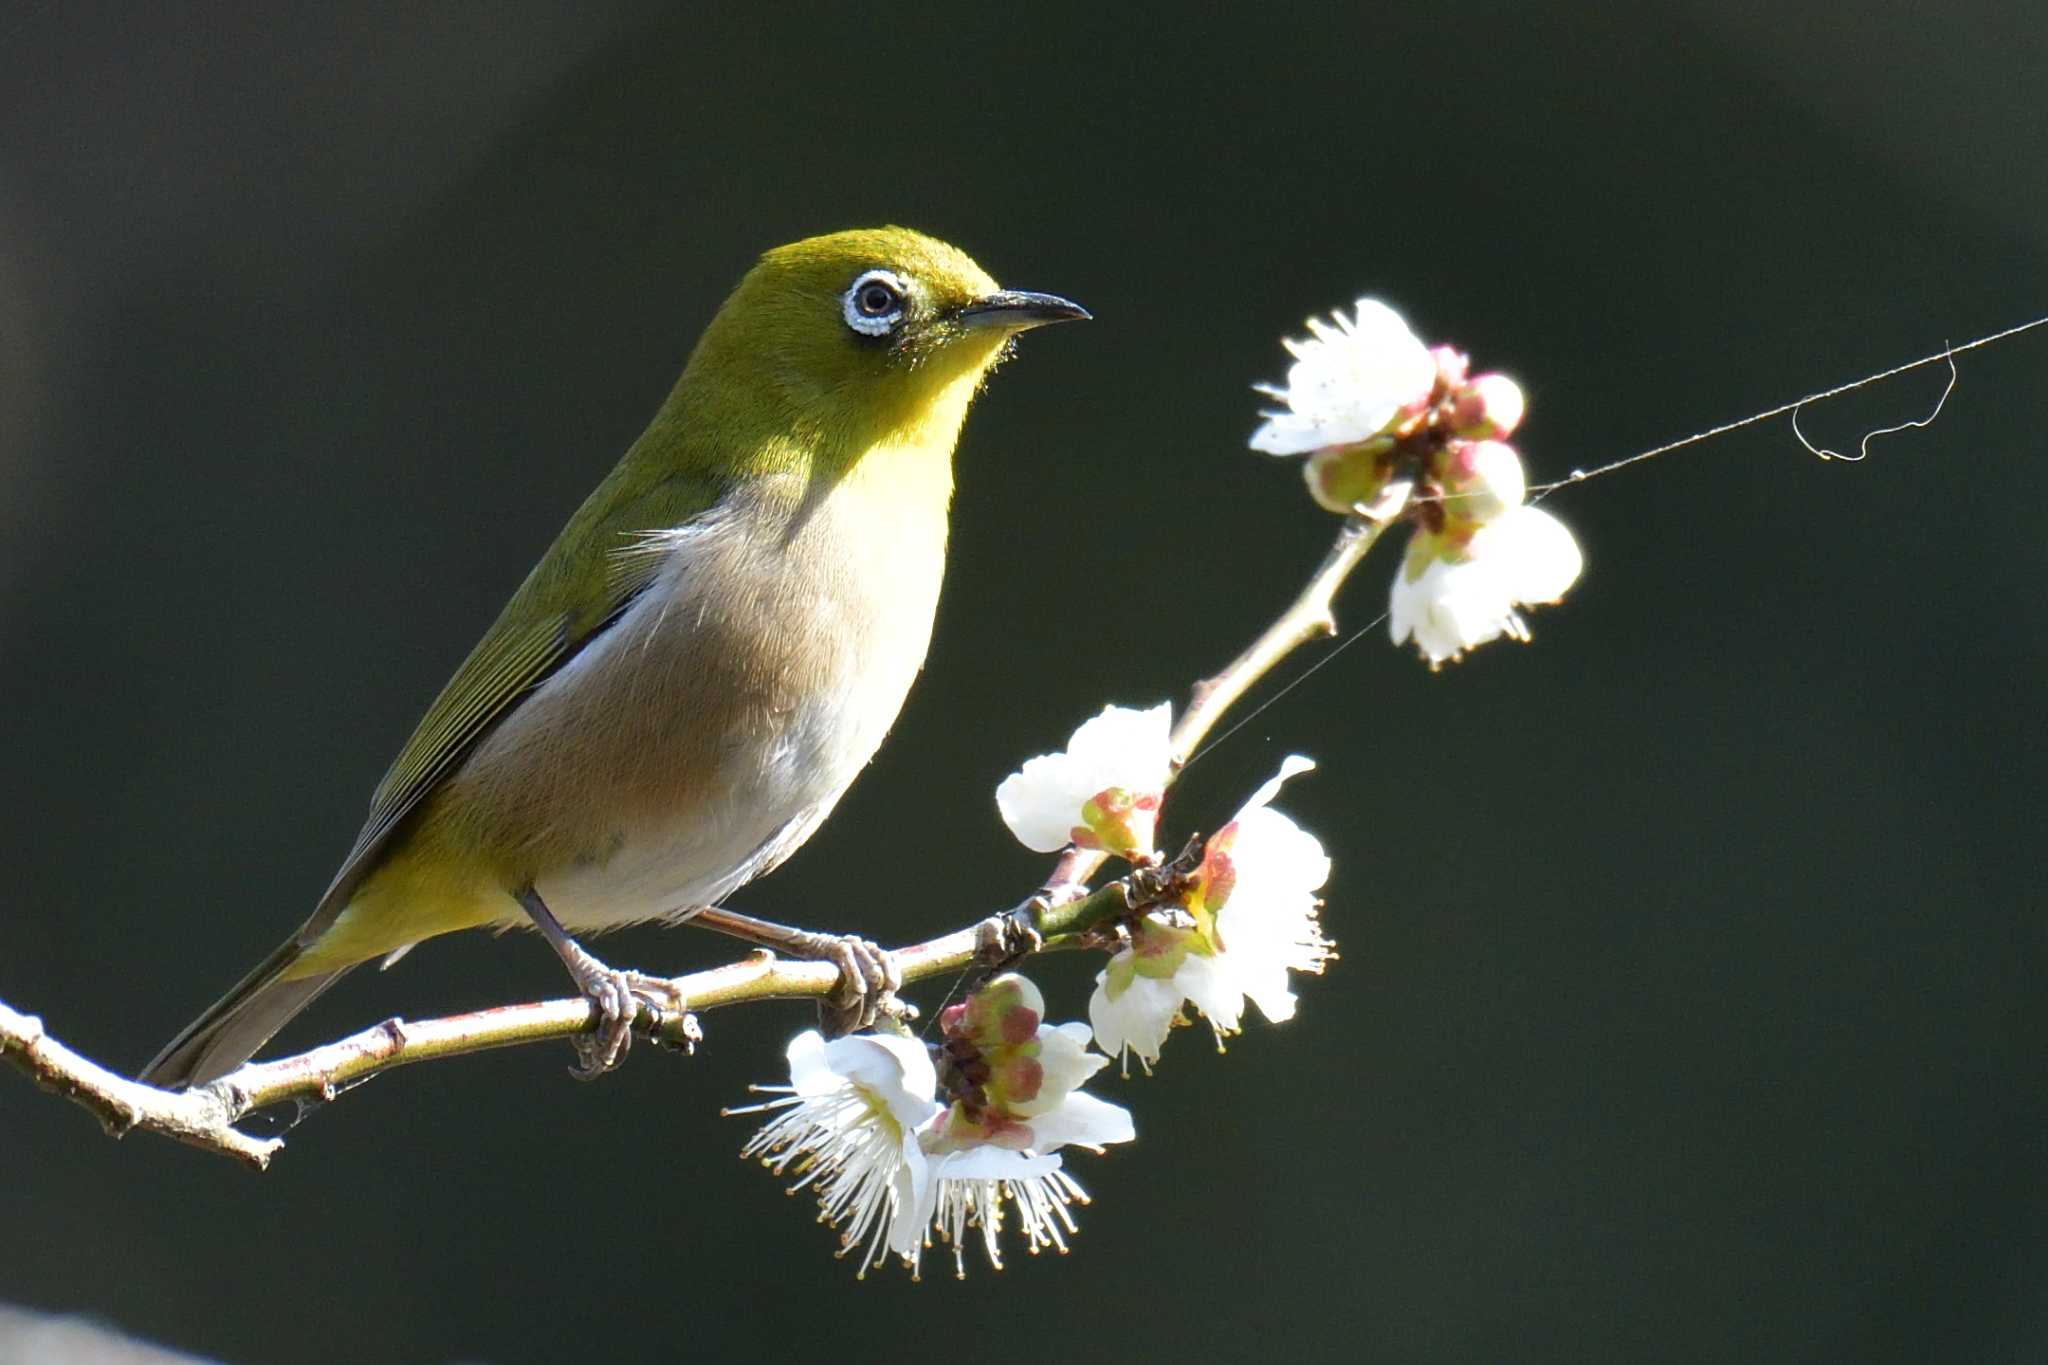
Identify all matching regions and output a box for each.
[842,268,907,337]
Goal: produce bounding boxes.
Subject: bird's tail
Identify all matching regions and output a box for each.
[139,937,353,1090]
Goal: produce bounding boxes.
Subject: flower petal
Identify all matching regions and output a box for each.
[928,1145,1064,1182]
[1482,504,1583,604]
[1240,754,1316,816]
[1389,547,1514,664]
[741,1029,944,1276]
[1174,951,1246,1034]
[1025,1091,1136,1153]
[1088,966,1185,1068]
[1008,1019,1109,1118]
[1227,804,1332,900]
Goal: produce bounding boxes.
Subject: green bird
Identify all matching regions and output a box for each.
[142,227,1087,1088]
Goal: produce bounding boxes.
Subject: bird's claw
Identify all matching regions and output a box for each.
[563,959,691,1081]
[816,935,904,1039]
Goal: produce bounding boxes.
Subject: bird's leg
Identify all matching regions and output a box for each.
[516,888,695,1078]
[687,906,903,1038]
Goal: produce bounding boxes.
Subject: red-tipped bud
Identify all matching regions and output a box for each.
[1435,438,1526,523]
[1449,372,1525,439]
[1430,344,1471,394]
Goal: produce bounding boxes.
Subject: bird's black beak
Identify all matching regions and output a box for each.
[955,289,1092,331]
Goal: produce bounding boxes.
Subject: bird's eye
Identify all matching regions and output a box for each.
[842,269,906,338]
[856,280,897,315]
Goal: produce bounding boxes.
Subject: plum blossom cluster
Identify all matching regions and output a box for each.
[997,703,1334,1071]
[1251,299,1583,666]
[739,704,1335,1275]
[733,974,1133,1279]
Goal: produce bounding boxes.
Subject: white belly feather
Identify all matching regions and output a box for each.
[476,467,948,933]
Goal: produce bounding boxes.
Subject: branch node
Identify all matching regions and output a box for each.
[974,903,1046,972]
[1038,879,1090,909]
[655,1008,704,1054]
[104,1097,142,1140]
[1122,834,1204,913]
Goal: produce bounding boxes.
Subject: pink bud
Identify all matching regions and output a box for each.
[1435,438,1526,522]
[1430,345,1470,393]
[1440,439,1482,484]
[1450,372,1526,438]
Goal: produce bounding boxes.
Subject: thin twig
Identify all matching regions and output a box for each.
[1047,489,1403,892]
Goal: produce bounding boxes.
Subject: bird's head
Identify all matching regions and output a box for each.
[684,227,1088,456]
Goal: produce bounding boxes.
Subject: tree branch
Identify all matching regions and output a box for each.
[3,493,1397,1170]
[0,880,1144,1169]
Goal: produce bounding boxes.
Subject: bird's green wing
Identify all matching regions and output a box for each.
[310,465,723,925]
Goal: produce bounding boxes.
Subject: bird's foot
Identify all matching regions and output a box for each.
[517,886,698,1077]
[556,941,694,1080]
[814,934,905,1038]
[685,907,903,1038]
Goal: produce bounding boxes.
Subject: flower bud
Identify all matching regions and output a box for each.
[1430,344,1470,394]
[1303,439,1394,514]
[1436,438,1526,523]
[1449,372,1525,439]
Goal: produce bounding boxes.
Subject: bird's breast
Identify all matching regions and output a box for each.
[450,453,952,929]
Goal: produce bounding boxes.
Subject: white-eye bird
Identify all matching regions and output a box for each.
[143,227,1087,1088]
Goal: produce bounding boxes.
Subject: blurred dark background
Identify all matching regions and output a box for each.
[2,4,2042,1362]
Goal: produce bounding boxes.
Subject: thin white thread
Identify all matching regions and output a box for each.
[1528,315,2047,498]
[1185,610,1390,771]
[1791,350,1957,463]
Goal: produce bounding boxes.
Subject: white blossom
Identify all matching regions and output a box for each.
[910,974,1136,1278]
[1089,756,1333,1068]
[1194,758,1334,1029]
[733,1030,943,1276]
[1250,299,1437,455]
[1246,292,1582,662]
[1390,505,1583,667]
[740,978,1140,1281]
[995,702,1172,859]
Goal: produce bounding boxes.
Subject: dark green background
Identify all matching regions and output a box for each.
[2,4,2042,1362]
